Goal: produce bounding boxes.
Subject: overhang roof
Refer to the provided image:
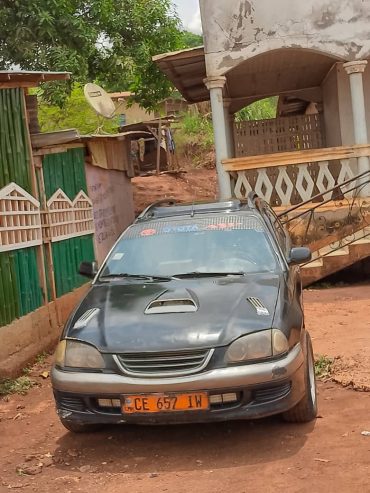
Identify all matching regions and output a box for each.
[153,46,208,104]
[154,46,338,114]
[0,70,70,88]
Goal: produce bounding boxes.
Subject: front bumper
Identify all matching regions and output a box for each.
[52,343,305,425]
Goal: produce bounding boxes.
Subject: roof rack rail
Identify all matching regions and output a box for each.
[135,198,177,222]
[246,191,259,209]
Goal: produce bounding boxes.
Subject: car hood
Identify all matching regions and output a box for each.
[67,274,282,352]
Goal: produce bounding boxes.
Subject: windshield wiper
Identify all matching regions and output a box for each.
[172,271,245,279]
[99,273,174,282]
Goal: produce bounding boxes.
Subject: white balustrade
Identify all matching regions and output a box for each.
[223,146,370,206]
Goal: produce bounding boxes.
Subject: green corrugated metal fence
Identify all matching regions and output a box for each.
[0,88,43,327]
[43,148,95,297]
[13,249,43,317]
[52,235,95,297]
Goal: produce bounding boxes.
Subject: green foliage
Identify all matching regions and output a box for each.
[180,31,203,48]
[0,0,183,108]
[315,354,333,379]
[38,84,120,134]
[182,112,214,149]
[235,97,278,122]
[175,111,214,167]
[0,376,36,396]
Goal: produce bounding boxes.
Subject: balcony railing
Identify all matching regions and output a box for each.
[223,145,370,206]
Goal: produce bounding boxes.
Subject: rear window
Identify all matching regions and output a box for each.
[100,214,279,277]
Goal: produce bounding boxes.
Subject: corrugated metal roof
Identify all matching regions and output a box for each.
[153,47,208,104]
[0,70,70,87]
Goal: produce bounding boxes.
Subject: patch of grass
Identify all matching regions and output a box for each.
[0,376,36,396]
[22,365,32,376]
[315,355,333,379]
[34,351,48,365]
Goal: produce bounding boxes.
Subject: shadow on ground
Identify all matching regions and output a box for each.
[53,415,316,475]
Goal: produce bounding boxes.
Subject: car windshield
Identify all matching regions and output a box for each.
[99,214,279,279]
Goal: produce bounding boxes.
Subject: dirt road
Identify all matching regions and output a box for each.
[1,286,370,493]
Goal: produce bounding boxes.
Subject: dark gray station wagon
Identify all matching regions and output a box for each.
[52,195,317,432]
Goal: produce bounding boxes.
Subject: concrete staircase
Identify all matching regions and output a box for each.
[301,226,370,287]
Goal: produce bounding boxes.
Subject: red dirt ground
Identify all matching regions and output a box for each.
[1,287,370,493]
[1,171,370,493]
[132,169,218,215]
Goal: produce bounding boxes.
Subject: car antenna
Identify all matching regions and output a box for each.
[190,201,195,217]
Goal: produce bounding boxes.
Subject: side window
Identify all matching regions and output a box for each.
[263,204,289,255]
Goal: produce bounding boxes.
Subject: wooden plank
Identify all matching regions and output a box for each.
[31,130,80,149]
[223,145,370,171]
[33,143,85,156]
[0,82,40,89]
[156,119,162,176]
[21,92,49,306]
[36,163,57,303]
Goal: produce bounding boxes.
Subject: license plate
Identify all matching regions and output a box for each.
[122,393,209,414]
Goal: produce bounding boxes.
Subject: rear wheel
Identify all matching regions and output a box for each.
[283,332,317,423]
[59,417,102,433]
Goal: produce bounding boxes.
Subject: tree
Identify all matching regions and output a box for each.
[0,0,183,108]
[181,31,203,48]
[235,97,278,121]
[37,84,120,134]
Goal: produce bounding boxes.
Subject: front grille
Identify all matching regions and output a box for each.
[253,382,291,404]
[114,349,213,377]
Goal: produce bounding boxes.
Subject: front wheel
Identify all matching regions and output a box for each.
[283,332,317,423]
[59,417,102,433]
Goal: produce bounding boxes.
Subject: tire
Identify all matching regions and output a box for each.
[283,331,317,423]
[59,417,102,433]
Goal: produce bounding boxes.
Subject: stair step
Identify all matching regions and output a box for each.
[318,246,349,257]
[351,238,370,245]
[302,259,323,269]
[324,247,350,257]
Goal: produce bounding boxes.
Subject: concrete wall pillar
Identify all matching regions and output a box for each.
[343,60,370,195]
[204,76,232,200]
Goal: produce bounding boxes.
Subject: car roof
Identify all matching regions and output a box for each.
[135,194,261,224]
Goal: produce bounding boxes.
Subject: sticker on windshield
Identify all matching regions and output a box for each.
[112,253,124,260]
[163,224,200,234]
[140,229,157,237]
[206,222,242,230]
[126,215,264,239]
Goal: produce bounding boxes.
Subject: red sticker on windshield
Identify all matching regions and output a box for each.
[140,229,156,237]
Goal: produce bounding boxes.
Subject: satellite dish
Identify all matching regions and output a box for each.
[84,83,116,119]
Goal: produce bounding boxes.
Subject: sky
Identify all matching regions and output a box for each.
[173,0,202,34]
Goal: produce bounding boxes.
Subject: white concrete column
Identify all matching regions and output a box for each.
[204,76,232,200]
[343,60,370,195]
[223,99,235,158]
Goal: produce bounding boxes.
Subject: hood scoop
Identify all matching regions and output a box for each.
[247,297,269,316]
[74,308,100,328]
[145,288,198,314]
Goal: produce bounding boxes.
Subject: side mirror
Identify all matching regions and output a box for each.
[79,261,98,279]
[288,247,312,265]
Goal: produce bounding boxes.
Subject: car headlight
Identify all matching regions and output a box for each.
[54,340,105,369]
[226,329,289,363]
